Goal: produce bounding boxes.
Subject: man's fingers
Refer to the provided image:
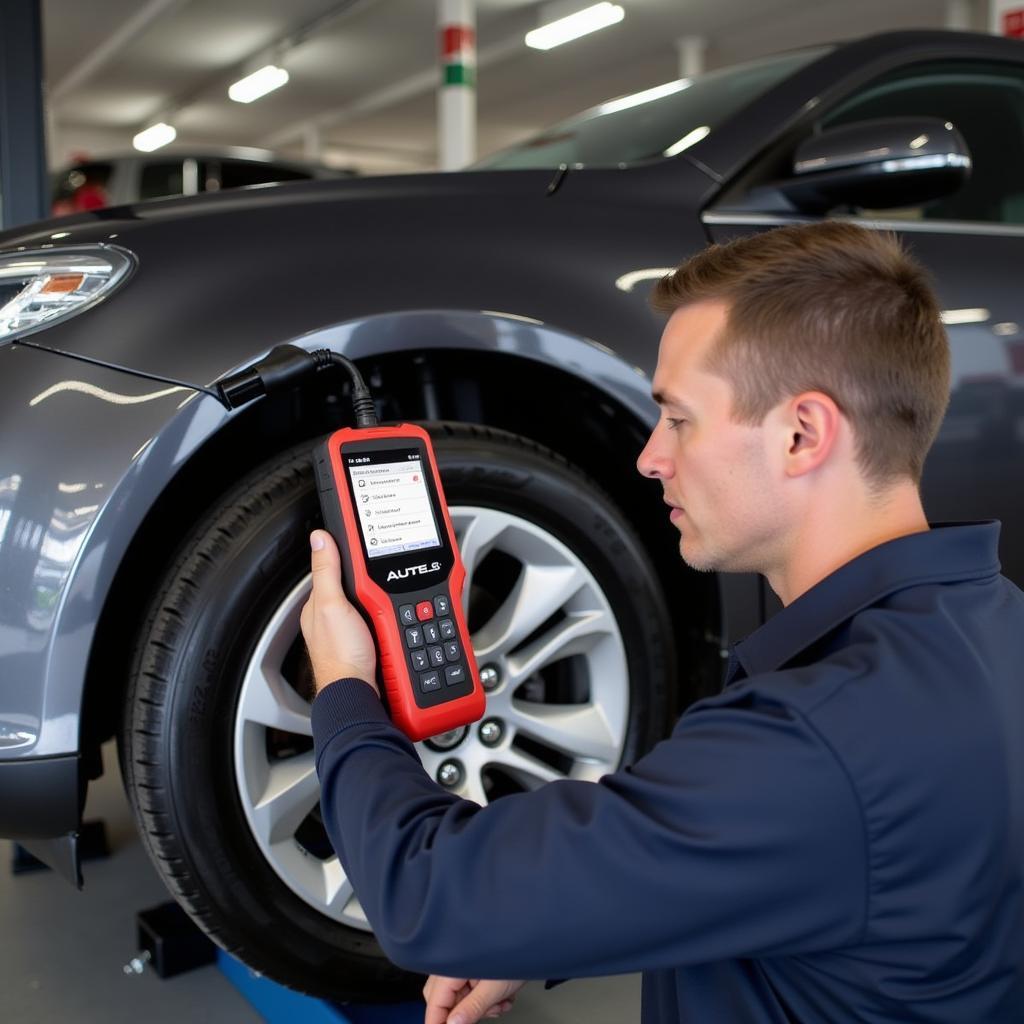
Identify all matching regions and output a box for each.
[422,976,468,1024]
[309,530,345,598]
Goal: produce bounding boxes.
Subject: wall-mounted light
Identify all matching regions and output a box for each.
[132,122,176,152]
[525,2,624,51]
[229,64,290,103]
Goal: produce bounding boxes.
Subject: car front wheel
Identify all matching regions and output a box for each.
[121,422,676,1001]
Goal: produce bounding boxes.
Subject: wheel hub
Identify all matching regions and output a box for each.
[232,504,629,931]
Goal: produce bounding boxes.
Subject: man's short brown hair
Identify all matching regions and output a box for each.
[651,222,951,487]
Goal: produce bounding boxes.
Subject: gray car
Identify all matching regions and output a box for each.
[2,28,1023,1002]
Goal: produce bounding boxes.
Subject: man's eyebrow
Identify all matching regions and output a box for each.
[652,389,695,413]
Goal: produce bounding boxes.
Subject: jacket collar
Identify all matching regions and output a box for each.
[729,521,1002,683]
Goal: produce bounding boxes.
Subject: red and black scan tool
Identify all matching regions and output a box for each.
[314,424,485,741]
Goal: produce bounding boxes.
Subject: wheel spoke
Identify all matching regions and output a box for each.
[473,563,586,660]
[451,508,507,608]
[239,663,312,736]
[497,748,565,788]
[460,771,489,807]
[323,861,358,917]
[251,752,319,844]
[507,702,619,766]
[506,610,612,684]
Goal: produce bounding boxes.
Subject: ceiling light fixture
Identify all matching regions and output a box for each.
[229,64,290,103]
[525,2,624,51]
[132,122,176,152]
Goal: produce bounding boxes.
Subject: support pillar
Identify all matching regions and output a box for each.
[675,35,706,79]
[438,0,476,171]
[0,0,48,228]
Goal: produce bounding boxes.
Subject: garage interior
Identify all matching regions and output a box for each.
[1,1,1022,1022]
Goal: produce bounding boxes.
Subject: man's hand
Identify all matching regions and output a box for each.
[423,976,525,1024]
[300,530,379,696]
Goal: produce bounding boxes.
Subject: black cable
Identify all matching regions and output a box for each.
[13,338,225,403]
[217,343,378,427]
[313,349,378,428]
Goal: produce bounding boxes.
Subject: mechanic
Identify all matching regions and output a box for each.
[300,221,1024,1023]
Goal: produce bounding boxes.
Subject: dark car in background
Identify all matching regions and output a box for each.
[50,146,352,215]
[1,29,1022,1003]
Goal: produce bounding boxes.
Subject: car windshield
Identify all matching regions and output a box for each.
[473,46,831,171]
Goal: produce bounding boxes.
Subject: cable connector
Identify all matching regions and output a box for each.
[218,344,316,408]
[216,343,378,427]
[312,350,378,428]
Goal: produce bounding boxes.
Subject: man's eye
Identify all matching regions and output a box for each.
[665,417,687,431]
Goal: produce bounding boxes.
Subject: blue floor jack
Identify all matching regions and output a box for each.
[131,901,423,1023]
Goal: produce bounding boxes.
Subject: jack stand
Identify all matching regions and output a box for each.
[127,900,422,1022]
[127,901,217,978]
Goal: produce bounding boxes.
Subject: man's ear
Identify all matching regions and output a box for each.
[783,391,841,478]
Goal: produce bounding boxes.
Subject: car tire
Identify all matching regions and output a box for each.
[120,421,676,1001]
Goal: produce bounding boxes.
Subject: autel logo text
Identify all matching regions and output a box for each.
[387,561,442,582]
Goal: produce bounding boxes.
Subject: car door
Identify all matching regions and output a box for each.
[703,57,1024,589]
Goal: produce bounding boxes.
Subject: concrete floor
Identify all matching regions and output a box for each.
[0,741,641,1023]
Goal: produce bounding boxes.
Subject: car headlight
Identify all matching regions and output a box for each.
[0,245,135,344]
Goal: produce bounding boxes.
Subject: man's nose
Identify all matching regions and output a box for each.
[637,430,671,479]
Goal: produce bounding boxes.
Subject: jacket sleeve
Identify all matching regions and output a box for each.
[311,679,867,980]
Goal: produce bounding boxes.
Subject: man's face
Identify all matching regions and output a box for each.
[636,300,789,575]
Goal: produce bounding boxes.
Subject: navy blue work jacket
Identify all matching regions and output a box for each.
[312,522,1024,1022]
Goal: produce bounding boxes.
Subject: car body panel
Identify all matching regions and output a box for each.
[0,160,715,391]
[0,310,673,768]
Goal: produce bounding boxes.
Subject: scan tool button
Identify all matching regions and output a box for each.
[434,595,451,615]
[420,671,441,693]
[416,601,434,621]
[444,664,466,686]
[439,619,456,640]
[423,622,440,645]
[399,604,416,626]
[410,649,429,671]
[405,626,424,649]
[428,646,446,667]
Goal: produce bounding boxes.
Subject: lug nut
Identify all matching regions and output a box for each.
[479,719,504,747]
[479,665,501,692]
[437,760,464,788]
[426,726,468,752]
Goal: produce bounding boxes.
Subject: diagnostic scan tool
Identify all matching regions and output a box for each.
[314,424,485,740]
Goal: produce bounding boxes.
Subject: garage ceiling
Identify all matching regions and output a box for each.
[43,0,965,174]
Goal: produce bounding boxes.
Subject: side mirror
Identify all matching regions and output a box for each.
[780,117,971,214]
[727,118,973,216]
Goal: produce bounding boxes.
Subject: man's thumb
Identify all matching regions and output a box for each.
[309,530,343,595]
[449,991,496,1024]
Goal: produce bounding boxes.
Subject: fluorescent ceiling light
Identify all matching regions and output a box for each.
[525,2,624,51]
[598,79,690,116]
[615,268,674,293]
[939,308,989,325]
[132,122,176,152]
[229,64,290,104]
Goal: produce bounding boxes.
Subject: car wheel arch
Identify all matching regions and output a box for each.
[82,313,722,774]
